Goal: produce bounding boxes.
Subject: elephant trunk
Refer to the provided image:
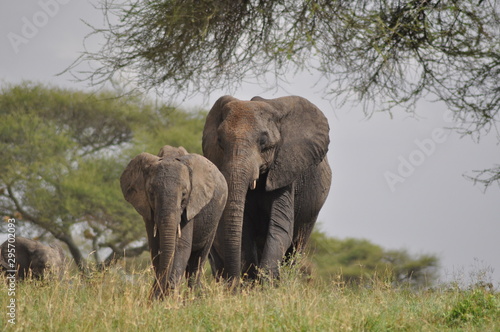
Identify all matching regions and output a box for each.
[220,158,259,282]
[221,188,246,280]
[155,206,179,295]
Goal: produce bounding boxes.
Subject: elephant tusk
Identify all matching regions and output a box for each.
[153,224,157,238]
[178,224,182,238]
[251,179,257,190]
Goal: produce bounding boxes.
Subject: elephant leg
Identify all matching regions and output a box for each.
[186,237,214,290]
[170,223,194,290]
[241,196,260,279]
[18,264,27,280]
[259,185,294,278]
[290,217,317,257]
[208,246,224,280]
[292,159,332,254]
[186,249,203,289]
[188,209,221,288]
[144,216,162,299]
[145,221,160,269]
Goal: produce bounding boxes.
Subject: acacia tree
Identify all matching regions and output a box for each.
[0,82,206,271]
[72,0,500,187]
[0,83,140,270]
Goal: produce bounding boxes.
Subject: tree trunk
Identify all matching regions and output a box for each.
[56,233,88,274]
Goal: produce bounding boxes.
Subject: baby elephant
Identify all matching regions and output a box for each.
[0,237,66,280]
[120,146,227,299]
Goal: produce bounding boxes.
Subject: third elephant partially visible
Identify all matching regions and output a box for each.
[0,237,66,280]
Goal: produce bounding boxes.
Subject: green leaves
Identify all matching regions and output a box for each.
[308,230,439,287]
[74,1,499,136]
[445,288,499,327]
[131,105,205,155]
[0,82,206,268]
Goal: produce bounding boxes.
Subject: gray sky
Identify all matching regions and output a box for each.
[1,1,499,286]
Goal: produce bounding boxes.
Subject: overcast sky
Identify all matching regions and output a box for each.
[1,1,499,286]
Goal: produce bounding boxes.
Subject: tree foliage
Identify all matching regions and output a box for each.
[0,82,206,271]
[71,0,500,187]
[308,230,439,287]
[75,0,499,136]
[131,105,206,156]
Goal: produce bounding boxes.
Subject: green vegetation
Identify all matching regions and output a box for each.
[445,288,499,327]
[0,82,457,330]
[0,82,206,270]
[2,0,499,326]
[1,264,498,331]
[0,82,495,329]
[308,230,438,288]
[0,82,438,285]
[79,1,500,119]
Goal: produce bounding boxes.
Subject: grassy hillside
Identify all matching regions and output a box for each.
[1,263,498,331]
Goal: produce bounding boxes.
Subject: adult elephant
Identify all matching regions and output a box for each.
[0,237,66,280]
[120,146,227,299]
[203,95,332,282]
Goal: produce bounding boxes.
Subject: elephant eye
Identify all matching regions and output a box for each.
[217,137,224,151]
[259,133,269,150]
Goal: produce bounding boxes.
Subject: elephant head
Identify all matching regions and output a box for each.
[29,243,65,278]
[120,146,219,297]
[202,95,330,280]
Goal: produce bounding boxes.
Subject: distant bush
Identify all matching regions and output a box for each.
[307,229,439,288]
[445,288,498,326]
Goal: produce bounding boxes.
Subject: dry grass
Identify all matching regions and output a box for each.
[1,262,498,331]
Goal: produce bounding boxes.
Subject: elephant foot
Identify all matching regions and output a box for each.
[149,281,173,301]
[149,285,165,301]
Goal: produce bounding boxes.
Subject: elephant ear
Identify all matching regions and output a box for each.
[120,152,159,219]
[252,96,330,191]
[178,154,218,221]
[157,145,188,158]
[202,95,237,168]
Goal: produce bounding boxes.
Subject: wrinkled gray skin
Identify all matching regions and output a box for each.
[120,146,228,299]
[203,96,332,282]
[0,237,66,280]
